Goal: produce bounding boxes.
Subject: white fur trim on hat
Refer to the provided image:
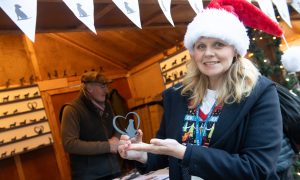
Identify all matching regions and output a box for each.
[281,46,300,72]
[184,9,249,57]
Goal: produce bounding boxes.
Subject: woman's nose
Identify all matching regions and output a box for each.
[204,47,215,56]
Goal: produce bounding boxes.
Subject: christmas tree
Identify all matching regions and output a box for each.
[247,24,300,180]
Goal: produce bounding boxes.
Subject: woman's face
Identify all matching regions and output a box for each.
[192,37,236,82]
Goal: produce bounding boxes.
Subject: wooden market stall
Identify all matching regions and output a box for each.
[0,0,299,179]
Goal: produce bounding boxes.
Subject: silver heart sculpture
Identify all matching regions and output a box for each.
[113,112,140,138]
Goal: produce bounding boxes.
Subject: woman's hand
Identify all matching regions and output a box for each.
[118,129,148,163]
[129,138,186,160]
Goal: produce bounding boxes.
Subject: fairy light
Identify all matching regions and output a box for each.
[252,38,256,41]
[248,53,254,58]
[280,65,284,69]
[259,37,263,40]
[276,16,280,19]
[286,78,290,82]
[263,59,268,63]
[273,37,276,40]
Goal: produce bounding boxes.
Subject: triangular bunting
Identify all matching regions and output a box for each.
[0,0,37,42]
[272,0,292,27]
[63,0,96,34]
[188,0,203,14]
[112,0,141,29]
[158,0,174,27]
[291,0,300,14]
[256,0,277,23]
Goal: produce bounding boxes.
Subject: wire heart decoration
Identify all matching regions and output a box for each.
[113,112,140,138]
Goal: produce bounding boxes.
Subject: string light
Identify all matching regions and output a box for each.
[259,37,263,40]
[263,59,268,63]
[252,38,256,41]
[276,16,280,19]
[248,53,254,58]
[286,78,290,82]
[280,65,284,69]
[273,37,276,40]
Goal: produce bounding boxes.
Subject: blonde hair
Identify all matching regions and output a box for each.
[181,57,260,108]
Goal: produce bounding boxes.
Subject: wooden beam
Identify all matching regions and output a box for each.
[143,4,183,31]
[23,35,43,81]
[46,33,128,70]
[14,155,25,180]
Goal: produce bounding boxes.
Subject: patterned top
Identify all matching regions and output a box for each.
[181,90,223,147]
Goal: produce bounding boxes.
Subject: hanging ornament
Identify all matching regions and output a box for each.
[281,46,300,72]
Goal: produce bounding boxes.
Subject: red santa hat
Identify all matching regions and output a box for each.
[184,0,283,57]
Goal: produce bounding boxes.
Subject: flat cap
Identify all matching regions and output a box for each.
[81,71,111,84]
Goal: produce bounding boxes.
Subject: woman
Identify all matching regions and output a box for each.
[118,0,283,179]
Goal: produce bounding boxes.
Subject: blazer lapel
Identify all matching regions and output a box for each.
[209,102,244,146]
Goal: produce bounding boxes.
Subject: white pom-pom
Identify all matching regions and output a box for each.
[281,46,300,72]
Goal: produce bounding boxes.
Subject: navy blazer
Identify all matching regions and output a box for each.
[141,76,282,180]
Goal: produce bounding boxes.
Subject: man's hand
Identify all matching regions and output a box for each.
[108,136,119,153]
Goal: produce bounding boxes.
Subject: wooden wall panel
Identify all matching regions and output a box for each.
[0,34,34,87]
[110,77,132,100]
[32,34,125,81]
[20,146,61,180]
[0,157,19,180]
[128,63,164,98]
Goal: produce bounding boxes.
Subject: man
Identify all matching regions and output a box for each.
[61,71,121,180]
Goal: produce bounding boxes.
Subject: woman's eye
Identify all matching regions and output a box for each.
[214,42,225,48]
[196,44,206,50]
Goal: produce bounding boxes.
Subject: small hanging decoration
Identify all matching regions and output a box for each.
[281,46,300,72]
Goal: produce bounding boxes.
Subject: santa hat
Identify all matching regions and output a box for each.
[184,0,283,57]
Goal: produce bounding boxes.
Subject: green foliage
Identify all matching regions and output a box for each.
[248,27,300,178]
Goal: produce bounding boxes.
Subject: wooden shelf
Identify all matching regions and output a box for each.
[0,141,53,160]
[0,117,48,133]
[0,108,45,119]
[165,75,185,86]
[0,96,41,105]
[0,131,52,147]
[0,84,38,93]
[161,61,187,74]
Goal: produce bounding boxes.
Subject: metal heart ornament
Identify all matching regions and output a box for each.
[113,112,140,138]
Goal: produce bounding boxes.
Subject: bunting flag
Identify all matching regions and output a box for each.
[158,0,174,27]
[272,0,292,27]
[63,0,96,34]
[256,0,277,23]
[291,0,300,14]
[112,0,141,29]
[188,0,204,14]
[0,0,37,42]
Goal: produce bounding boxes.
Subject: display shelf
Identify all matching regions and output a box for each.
[0,84,53,159]
[0,117,47,133]
[0,131,52,147]
[0,84,37,93]
[0,108,45,119]
[159,49,190,88]
[0,96,41,105]
[161,61,187,75]
[0,136,53,160]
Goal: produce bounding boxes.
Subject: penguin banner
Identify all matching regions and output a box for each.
[188,0,204,15]
[63,0,96,34]
[158,0,174,27]
[112,0,141,29]
[0,0,37,42]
